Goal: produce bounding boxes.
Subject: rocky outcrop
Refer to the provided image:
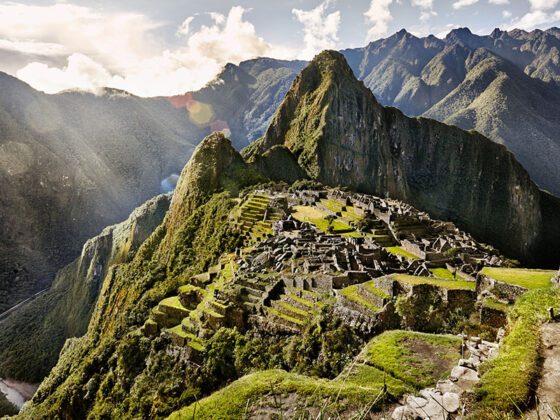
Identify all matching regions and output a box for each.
[247,50,560,265]
[0,193,170,382]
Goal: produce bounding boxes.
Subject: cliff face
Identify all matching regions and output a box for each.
[252,50,556,265]
[0,194,170,382]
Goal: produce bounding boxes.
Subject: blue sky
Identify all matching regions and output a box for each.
[0,0,557,96]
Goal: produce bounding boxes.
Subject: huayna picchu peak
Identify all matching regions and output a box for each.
[246,50,560,266]
[2,47,559,419]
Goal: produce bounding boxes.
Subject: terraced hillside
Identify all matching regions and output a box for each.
[17,132,560,419]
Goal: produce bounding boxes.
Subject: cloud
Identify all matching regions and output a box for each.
[4,4,291,97]
[489,0,509,4]
[17,53,111,94]
[502,10,512,18]
[411,0,437,21]
[292,1,341,59]
[364,0,394,41]
[529,0,559,11]
[453,0,479,9]
[435,23,460,38]
[177,16,195,36]
[506,9,560,30]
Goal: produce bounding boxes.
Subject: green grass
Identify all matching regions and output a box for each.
[430,268,455,279]
[320,199,362,221]
[292,205,354,234]
[482,297,510,312]
[167,368,410,419]
[363,282,390,300]
[476,288,560,412]
[166,324,189,338]
[266,307,305,326]
[339,285,381,312]
[285,293,315,308]
[392,274,475,290]
[160,296,189,311]
[385,246,419,260]
[278,301,310,317]
[480,267,556,290]
[360,330,462,389]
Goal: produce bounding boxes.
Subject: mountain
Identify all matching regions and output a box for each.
[174,28,560,197]
[343,27,560,196]
[169,58,306,149]
[244,50,560,266]
[0,58,306,312]
[0,193,170,383]
[4,27,560,313]
[16,134,560,418]
[0,74,204,312]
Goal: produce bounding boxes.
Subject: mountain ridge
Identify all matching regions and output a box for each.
[246,50,560,265]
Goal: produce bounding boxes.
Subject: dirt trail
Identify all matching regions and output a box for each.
[528,322,560,419]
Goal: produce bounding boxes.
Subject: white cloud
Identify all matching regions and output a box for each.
[292,1,341,59]
[364,0,394,41]
[4,4,292,97]
[177,16,195,37]
[529,0,559,11]
[17,53,111,94]
[435,23,460,38]
[502,10,512,18]
[489,0,509,4]
[453,0,479,9]
[506,9,560,30]
[411,0,437,21]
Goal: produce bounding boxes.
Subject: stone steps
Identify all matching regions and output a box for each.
[271,300,310,321]
[356,283,389,308]
[265,307,305,332]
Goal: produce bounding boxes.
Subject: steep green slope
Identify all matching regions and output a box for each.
[18,133,263,418]
[247,50,559,265]
[0,194,170,382]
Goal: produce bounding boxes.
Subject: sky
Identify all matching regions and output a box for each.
[0,0,558,97]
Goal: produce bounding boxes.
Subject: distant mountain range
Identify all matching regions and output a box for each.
[2,26,560,311]
[181,27,560,197]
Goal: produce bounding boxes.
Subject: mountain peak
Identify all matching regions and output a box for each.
[165,132,261,235]
[256,50,377,177]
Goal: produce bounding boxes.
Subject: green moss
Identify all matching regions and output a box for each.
[360,330,462,389]
[385,246,419,260]
[476,288,560,412]
[480,267,555,290]
[392,274,476,290]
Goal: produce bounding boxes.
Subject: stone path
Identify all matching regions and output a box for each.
[527,322,560,420]
[391,334,501,420]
